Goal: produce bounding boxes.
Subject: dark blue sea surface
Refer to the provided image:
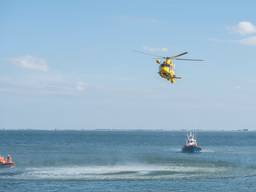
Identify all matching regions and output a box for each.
[0,130,256,192]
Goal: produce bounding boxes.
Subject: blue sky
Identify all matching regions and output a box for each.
[1,0,256,130]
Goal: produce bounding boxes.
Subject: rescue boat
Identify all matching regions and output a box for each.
[0,155,15,168]
[182,131,202,153]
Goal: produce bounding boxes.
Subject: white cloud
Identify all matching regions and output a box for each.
[10,55,48,72]
[232,21,256,35]
[143,46,168,53]
[225,21,256,46]
[0,76,87,96]
[240,36,256,45]
[76,81,87,92]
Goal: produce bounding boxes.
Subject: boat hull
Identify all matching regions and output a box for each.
[182,145,201,153]
[0,162,15,168]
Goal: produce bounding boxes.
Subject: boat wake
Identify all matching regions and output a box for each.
[0,164,229,181]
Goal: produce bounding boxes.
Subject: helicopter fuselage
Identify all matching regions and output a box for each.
[157,58,178,84]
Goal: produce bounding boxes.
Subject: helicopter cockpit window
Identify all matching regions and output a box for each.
[161,64,169,67]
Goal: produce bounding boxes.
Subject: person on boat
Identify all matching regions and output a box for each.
[6,154,12,163]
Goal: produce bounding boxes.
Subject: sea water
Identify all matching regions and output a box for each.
[0,130,256,192]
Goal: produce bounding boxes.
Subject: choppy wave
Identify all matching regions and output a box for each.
[0,164,229,180]
[201,148,215,153]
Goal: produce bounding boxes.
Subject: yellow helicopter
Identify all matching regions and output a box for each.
[136,51,203,84]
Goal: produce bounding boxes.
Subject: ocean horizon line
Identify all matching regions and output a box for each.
[0,128,253,132]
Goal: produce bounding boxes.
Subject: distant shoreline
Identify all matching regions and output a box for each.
[0,129,254,132]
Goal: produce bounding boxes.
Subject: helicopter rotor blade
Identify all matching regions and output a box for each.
[175,58,204,61]
[133,50,163,58]
[170,52,188,59]
[134,50,203,61]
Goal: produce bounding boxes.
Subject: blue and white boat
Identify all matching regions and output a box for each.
[182,131,202,153]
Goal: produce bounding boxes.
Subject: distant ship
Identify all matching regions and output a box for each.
[0,154,15,168]
[182,131,202,153]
